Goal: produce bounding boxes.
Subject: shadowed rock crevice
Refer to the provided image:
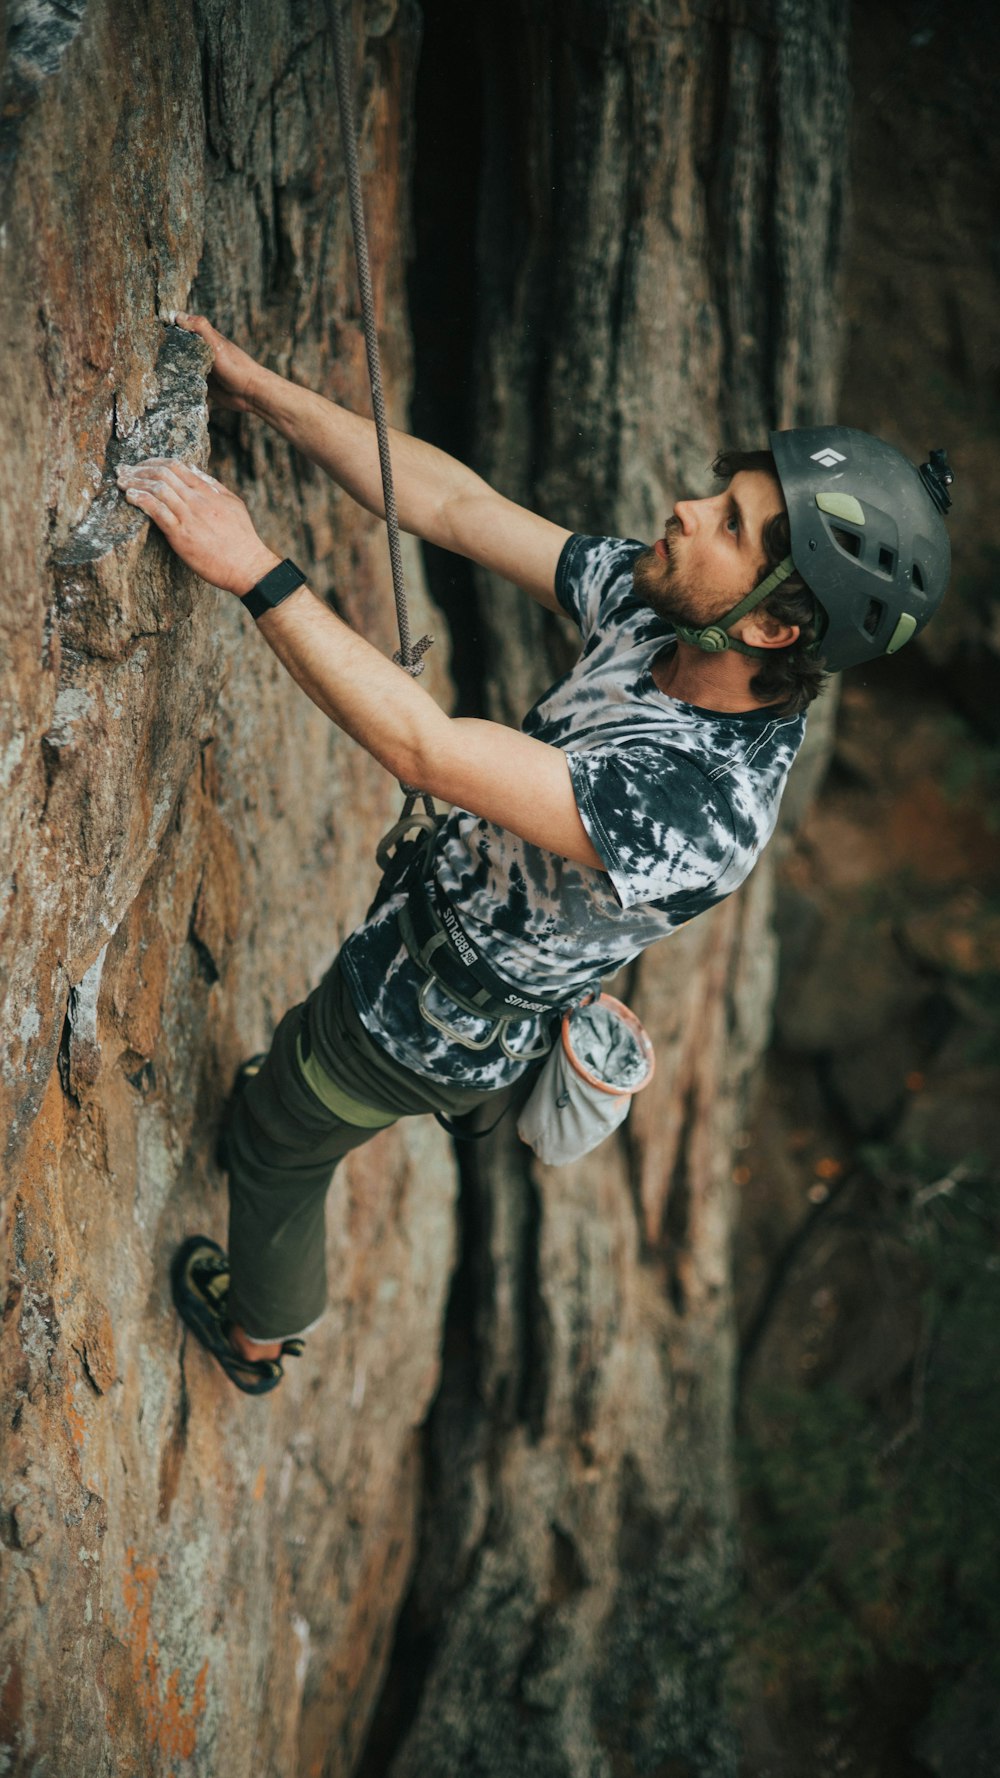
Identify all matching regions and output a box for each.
[352,1144,494,1778]
[56,996,76,1103]
[156,1353,190,1523]
[517,1163,552,1441]
[664,1090,696,1315]
[407,0,486,718]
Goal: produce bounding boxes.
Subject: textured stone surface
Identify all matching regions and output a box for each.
[0,3,847,1775]
[2,7,451,1776]
[841,0,1000,733]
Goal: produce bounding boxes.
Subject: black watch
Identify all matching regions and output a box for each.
[241,558,307,620]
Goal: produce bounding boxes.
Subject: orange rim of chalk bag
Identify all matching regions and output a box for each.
[560,994,656,1098]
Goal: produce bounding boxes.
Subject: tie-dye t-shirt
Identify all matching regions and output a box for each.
[340,533,806,1089]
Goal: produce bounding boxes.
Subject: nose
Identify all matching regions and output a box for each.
[673,498,698,537]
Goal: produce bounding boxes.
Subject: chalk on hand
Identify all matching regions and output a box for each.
[189,465,223,490]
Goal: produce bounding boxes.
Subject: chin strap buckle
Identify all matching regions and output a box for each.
[677,555,797,655]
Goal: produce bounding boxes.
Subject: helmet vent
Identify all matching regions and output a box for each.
[912,562,925,591]
[863,598,884,636]
[831,525,862,559]
[878,546,896,576]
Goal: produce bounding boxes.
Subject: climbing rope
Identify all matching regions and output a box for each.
[329,0,433,686]
[329,0,435,837]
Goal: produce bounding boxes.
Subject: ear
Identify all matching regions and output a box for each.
[736,609,801,651]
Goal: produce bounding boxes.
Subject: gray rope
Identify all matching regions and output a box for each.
[329,0,433,683]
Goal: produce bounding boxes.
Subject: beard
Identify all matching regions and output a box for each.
[633,517,764,635]
[632,519,706,628]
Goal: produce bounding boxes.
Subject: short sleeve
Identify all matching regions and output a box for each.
[555,534,646,643]
[566,744,737,911]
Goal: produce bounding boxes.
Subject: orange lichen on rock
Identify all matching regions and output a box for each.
[120,1549,209,1768]
[64,1379,86,1449]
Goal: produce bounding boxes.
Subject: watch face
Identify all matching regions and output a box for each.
[245,559,306,617]
[263,559,307,601]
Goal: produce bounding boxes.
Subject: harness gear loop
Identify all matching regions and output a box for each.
[329,0,433,693]
[398,869,602,1058]
[365,789,440,919]
[374,789,439,876]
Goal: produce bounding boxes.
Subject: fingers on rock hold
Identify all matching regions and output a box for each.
[124,485,176,523]
[118,458,181,480]
[189,464,224,491]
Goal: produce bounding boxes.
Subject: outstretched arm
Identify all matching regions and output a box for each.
[118,459,604,871]
[171,313,571,614]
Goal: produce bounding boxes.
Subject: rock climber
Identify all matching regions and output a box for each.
[117,312,953,1394]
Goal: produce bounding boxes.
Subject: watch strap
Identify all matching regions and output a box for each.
[242,558,307,620]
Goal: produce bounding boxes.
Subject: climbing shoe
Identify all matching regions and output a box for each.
[215,1053,267,1171]
[170,1234,304,1396]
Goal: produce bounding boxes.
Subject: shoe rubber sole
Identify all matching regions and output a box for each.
[170,1234,303,1396]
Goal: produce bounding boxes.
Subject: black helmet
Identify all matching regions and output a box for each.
[671,427,953,670]
[768,426,953,672]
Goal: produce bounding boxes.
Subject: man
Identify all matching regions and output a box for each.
[118,313,952,1393]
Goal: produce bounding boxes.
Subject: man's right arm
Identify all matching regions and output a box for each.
[170,314,570,613]
[254,373,570,613]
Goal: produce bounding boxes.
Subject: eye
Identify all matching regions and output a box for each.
[726,510,740,537]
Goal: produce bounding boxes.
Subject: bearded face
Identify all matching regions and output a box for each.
[633,470,784,635]
[631,517,712,627]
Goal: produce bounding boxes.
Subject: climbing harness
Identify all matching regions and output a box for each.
[366,808,600,1060]
[399,868,600,1063]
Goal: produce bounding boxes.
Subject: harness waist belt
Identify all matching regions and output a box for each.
[401,875,596,1022]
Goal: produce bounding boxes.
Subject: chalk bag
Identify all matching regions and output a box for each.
[516,994,655,1166]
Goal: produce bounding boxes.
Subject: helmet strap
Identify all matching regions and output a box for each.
[673,555,797,658]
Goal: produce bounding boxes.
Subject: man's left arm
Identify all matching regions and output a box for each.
[120,459,604,871]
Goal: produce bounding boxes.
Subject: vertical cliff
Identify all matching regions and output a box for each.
[0,3,847,1775]
[2,7,449,1774]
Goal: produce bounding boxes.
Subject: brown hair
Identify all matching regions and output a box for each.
[713,450,827,717]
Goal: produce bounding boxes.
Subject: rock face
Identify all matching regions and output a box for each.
[841,0,1000,737]
[0,4,847,1775]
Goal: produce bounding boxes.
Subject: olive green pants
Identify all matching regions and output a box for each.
[224,954,501,1341]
